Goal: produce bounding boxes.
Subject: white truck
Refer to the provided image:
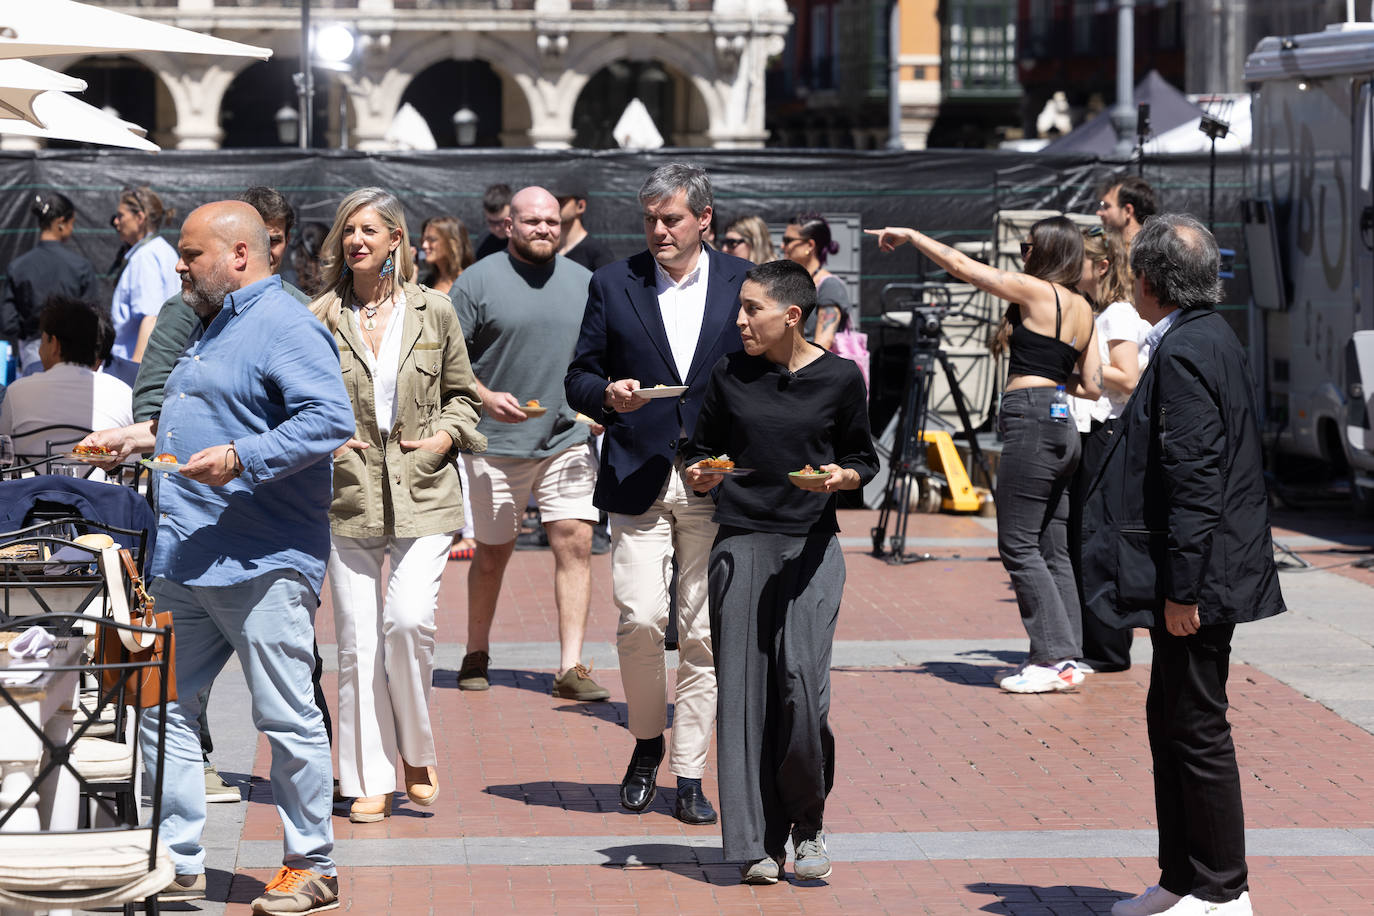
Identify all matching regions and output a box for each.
[1244,21,1374,509]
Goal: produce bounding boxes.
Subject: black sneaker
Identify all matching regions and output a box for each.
[458,650,490,691]
[514,528,550,550]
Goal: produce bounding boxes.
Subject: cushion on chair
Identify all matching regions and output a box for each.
[72,735,134,782]
[0,830,170,892]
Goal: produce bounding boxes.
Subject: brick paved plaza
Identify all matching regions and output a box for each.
[135,508,1374,915]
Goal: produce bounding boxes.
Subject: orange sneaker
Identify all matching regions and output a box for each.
[250,866,339,915]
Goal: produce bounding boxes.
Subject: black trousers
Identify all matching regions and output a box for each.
[1147,624,1248,902]
[1069,420,1134,670]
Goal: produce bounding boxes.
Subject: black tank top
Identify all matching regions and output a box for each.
[1006,283,1081,383]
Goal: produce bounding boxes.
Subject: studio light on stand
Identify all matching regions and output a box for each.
[1198,98,1233,233]
[313,22,357,150]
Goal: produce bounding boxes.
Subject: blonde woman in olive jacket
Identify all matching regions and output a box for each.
[310,188,485,824]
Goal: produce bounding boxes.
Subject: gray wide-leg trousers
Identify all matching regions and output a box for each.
[709,526,844,863]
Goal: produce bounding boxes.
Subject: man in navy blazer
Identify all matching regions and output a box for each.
[566,163,749,826]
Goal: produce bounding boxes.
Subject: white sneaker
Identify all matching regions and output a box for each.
[1000,663,1078,693]
[1167,892,1252,915]
[1111,884,1183,916]
[1074,660,1096,675]
[1057,660,1087,685]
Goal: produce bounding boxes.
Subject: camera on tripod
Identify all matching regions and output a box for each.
[870,284,994,564]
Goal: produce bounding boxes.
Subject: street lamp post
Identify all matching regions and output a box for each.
[1111,0,1136,159]
[296,0,312,149]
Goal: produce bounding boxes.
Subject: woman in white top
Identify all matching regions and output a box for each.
[309,188,484,824]
[109,186,180,363]
[1069,225,1151,674]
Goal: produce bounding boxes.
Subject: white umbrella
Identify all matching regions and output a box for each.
[0,89,156,150]
[613,98,664,150]
[384,102,437,152]
[0,59,85,126]
[0,0,271,61]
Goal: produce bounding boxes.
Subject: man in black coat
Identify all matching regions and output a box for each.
[1083,214,1284,916]
[565,163,749,827]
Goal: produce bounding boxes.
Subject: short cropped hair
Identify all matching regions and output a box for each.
[638,162,713,217]
[482,183,512,215]
[239,186,295,238]
[745,259,817,322]
[1107,175,1158,222]
[38,296,102,367]
[1129,213,1223,311]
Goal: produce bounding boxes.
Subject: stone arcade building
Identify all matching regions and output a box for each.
[17,0,792,151]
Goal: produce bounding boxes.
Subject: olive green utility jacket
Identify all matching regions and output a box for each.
[311,280,486,538]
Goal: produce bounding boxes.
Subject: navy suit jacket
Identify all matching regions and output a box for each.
[565,247,750,515]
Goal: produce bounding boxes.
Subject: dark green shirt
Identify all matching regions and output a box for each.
[131,281,309,422]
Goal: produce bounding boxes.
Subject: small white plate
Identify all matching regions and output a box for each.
[140,459,182,473]
[632,385,688,400]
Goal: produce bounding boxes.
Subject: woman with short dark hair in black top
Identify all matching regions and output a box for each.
[685,259,877,886]
[869,217,1102,694]
[0,192,99,372]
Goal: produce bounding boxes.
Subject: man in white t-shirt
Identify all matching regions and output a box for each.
[0,296,132,458]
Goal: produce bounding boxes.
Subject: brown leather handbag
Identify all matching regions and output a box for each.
[95,547,176,708]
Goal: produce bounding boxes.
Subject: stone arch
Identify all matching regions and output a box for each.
[42,54,177,149]
[398,59,506,148]
[138,50,259,150]
[560,34,725,144]
[350,31,536,150]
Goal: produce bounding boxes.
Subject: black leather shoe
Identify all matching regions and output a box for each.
[619,747,662,812]
[674,783,718,825]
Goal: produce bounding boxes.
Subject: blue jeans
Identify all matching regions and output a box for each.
[996,388,1082,665]
[140,572,335,876]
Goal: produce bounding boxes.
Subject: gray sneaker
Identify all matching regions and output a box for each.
[792,831,832,881]
[458,650,490,691]
[160,872,206,901]
[205,764,241,803]
[739,853,784,885]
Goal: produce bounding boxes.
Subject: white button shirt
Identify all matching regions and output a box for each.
[654,248,710,382]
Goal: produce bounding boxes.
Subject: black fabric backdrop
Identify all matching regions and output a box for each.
[0,147,1249,422]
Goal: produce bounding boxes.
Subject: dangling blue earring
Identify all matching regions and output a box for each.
[379,254,395,278]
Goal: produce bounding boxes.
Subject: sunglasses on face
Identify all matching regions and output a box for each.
[781,235,804,247]
[1019,241,1033,258]
[719,237,746,250]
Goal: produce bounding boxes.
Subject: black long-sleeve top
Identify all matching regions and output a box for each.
[686,349,878,536]
[0,240,100,339]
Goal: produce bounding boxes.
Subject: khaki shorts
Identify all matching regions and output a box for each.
[465,445,598,544]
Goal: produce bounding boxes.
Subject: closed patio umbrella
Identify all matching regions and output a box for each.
[0,89,157,150]
[0,0,271,61]
[0,59,85,126]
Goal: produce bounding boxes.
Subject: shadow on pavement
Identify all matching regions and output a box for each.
[909,649,1025,688]
[484,780,673,817]
[967,881,1131,914]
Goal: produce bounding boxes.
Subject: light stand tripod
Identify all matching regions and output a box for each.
[871,284,994,564]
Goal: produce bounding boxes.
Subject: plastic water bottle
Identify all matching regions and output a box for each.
[1049,385,1069,422]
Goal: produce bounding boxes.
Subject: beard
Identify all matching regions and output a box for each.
[511,233,556,265]
[182,264,237,319]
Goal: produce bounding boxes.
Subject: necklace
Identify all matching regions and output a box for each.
[361,303,380,331]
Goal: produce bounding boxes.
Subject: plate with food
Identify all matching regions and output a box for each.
[696,456,754,477]
[66,443,118,462]
[574,412,598,427]
[632,384,688,400]
[519,399,548,418]
[787,465,832,488]
[140,453,183,473]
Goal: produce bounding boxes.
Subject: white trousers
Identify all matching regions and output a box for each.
[609,466,718,779]
[327,531,451,797]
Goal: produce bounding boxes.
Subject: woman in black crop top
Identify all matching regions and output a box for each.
[868,217,1102,694]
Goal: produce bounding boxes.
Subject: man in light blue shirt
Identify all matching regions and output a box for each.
[84,200,353,914]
